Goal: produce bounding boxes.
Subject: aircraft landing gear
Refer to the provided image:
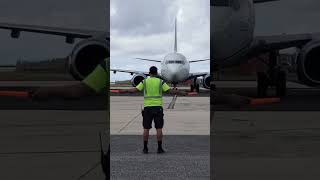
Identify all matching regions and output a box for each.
[256,51,287,97]
[257,72,269,97]
[190,78,200,93]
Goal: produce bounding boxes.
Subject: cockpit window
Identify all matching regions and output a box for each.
[166,60,184,64]
[212,0,229,7]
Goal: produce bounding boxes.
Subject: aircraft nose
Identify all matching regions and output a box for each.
[172,71,184,82]
[172,73,178,81]
[167,65,183,81]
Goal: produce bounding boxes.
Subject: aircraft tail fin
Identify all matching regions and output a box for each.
[174,18,177,53]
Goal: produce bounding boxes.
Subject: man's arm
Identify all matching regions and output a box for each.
[118,81,143,94]
[118,88,139,93]
[162,82,187,96]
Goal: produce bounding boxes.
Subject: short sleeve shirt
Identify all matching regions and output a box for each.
[136,77,170,107]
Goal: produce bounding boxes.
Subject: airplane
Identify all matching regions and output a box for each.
[0,23,109,81]
[111,18,210,93]
[212,0,320,97]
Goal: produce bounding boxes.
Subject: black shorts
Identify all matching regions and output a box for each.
[143,106,164,129]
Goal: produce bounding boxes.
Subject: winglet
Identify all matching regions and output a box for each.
[174,18,177,53]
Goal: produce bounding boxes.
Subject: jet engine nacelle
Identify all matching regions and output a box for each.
[202,74,211,89]
[69,37,109,80]
[131,74,146,87]
[297,40,320,86]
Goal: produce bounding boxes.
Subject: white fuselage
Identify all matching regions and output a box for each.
[160,52,190,84]
[212,0,255,66]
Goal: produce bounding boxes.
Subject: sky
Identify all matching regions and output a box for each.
[110,0,210,82]
[0,0,107,64]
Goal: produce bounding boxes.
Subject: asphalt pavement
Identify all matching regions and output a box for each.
[212,81,320,180]
[111,135,210,180]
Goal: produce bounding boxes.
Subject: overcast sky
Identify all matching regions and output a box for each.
[0,0,107,64]
[110,0,210,82]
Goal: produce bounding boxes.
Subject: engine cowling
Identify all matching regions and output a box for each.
[131,74,146,87]
[69,37,109,80]
[202,74,211,89]
[297,40,320,86]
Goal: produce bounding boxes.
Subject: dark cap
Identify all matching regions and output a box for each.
[149,66,158,75]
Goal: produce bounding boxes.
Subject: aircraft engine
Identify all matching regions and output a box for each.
[297,40,320,86]
[202,74,211,89]
[69,38,109,80]
[131,74,146,87]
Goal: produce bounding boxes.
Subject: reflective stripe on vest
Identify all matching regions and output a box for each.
[143,78,162,99]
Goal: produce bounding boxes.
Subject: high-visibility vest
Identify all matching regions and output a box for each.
[143,77,163,99]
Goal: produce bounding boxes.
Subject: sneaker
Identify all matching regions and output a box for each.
[157,148,165,154]
[143,148,148,154]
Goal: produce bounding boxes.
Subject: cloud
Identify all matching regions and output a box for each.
[110,0,210,81]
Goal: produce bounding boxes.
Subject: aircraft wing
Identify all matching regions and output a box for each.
[135,58,162,63]
[187,72,209,80]
[0,22,107,43]
[249,33,315,56]
[189,59,210,63]
[111,68,149,76]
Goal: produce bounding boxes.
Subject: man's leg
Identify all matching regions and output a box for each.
[156,128,165,153]
[143,108,152,154]
[156,128,163,142]
[155,107,165,153]
[143,129,150,153]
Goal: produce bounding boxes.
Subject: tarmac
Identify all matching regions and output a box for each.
[0,81,210,180]
[110,96,210,180]
[2,79,320,179]
[110,96,210,135]
[0,81,108,180]
[212,80,320,180]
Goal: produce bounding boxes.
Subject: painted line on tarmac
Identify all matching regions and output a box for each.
[167,95,177,109]
[118,112,142,133]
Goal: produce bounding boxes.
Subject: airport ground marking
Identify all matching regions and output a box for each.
[117,112,142,133]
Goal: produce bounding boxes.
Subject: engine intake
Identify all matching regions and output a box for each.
[202,74,211,89]
[131,74,146,87]
[69,38,109,80]
[297,40,320,86]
